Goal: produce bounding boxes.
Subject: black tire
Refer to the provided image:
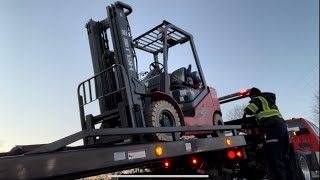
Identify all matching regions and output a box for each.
[296,152,312,180]
[211,113,225,137]
[145,100,181,141]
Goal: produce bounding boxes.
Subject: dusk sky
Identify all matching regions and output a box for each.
[0,0,318,152]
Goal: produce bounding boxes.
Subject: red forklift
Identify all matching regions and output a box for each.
[81,1,223,144]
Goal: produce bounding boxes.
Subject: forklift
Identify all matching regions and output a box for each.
[79,1,224,144]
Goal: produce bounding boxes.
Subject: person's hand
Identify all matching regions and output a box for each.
[241,113,248,124]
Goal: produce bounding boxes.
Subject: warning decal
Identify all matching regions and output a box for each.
[114,151,126,161]
[128,149,146,160]
[185,143,192,152]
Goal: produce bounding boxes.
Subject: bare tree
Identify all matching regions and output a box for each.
[224,104,246,121]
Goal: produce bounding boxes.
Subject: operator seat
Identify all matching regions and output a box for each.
[170,65,193,90]
[170,65,200,105]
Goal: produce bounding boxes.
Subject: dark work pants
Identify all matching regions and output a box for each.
[264,124,294,180]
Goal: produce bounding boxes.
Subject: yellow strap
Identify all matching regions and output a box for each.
[254,96,283,119]
[256,96,270,111]
[257,109,282,119]
[246,103,259,113]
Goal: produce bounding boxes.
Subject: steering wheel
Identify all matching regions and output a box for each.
[149,62,164,71]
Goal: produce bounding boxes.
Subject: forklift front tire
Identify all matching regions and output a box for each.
[145,100,181,141]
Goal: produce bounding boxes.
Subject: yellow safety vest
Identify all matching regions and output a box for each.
[246,96,283,120]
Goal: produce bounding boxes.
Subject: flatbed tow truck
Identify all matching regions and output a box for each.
[0,2,318,180]
[0,97,318,179]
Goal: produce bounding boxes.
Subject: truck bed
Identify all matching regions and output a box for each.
[0,125,262,179]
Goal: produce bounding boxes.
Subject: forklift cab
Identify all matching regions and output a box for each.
[134,21,206,111]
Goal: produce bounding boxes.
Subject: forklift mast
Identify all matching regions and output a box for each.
[78,2,145,144]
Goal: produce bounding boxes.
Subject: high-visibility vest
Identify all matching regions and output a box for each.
[246,96,283,120]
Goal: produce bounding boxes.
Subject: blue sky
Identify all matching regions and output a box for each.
[0,0,318,152]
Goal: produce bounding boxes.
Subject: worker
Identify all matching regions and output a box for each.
[243,87,295,180]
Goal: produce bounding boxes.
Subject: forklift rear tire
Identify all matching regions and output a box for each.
[211,113,225,137]
[145,100,181,141]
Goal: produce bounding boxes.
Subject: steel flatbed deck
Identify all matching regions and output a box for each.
[0,124,261,179]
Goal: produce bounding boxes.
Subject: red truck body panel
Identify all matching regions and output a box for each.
[287,118,319,152]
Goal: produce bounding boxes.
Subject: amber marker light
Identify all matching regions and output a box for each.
[226,138,232,146]
[292,131,297,136]
[155,146,163,157]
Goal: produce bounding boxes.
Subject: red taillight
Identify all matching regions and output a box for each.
[236,150,243,158]
[192,157,198,165]
[164,160,170,168]
[227,150,236,159]
[228,150,244,159]
[239,89,248,94]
